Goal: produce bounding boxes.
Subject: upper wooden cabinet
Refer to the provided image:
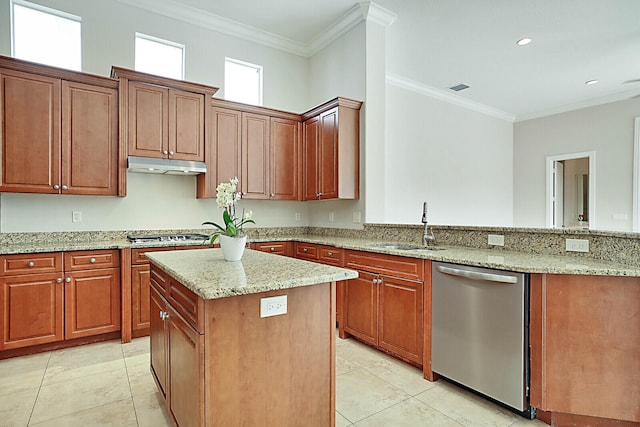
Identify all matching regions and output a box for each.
[111,67,217,162]
[198,99,301,200]
[302,97,361,200]
[0,56,119,195]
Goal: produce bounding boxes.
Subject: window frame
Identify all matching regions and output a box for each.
[224,57,263,106]
[10,0,82,70]
[134,32,185,80]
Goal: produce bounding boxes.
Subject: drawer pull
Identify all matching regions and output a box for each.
[27,261,35,268]
[90,258,96,264]
[303,248,308,252]
[328,251,333,257]
[270,247,275,252]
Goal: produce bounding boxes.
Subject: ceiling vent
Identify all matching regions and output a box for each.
[449,83,470,92]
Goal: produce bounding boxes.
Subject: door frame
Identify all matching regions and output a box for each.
[546,151,596,229]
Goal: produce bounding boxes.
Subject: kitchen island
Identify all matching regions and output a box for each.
[145,248,357,427]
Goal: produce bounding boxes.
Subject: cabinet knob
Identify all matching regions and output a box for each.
[65,277,71,283]
[316,193,321,198]
[90,258,96,263]
[328,251,333,257]
[57,278,63,283]
[27,261,35,267]
[270,193,275,198]
[163,150,168,155]
[53,184,60,190]
[169,150,174,156]
[270,247,275,252]
[303,248,308,252]
[160,311,170,320]
[61,185,68,190]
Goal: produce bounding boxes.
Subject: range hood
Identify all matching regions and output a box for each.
[127,156,207,175]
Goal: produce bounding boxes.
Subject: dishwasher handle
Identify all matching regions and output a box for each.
[435,265,518,284]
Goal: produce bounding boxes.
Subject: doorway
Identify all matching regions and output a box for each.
[546,151,596,229]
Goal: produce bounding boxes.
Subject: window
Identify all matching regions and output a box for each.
[135,33,184,80]
[11,0,82,71]
[225,58,263,105]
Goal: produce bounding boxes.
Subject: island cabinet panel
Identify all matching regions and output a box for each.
[342,250,424,366]
[530,274,640,423]
[0,272,64,350]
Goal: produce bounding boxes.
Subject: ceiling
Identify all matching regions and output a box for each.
[129,0,640,120]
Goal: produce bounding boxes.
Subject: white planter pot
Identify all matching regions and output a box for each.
[219,234,247,262]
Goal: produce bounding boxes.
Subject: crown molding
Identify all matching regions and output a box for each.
[515,90,640,122]
[386,73,516,122]
[117,0,395,58]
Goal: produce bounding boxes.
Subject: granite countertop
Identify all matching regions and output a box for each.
[1,232,639,277]
[145,248,358,299]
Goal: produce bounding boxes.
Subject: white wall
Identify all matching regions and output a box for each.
[514,98,640,231]
[384,84,514,226]
[0,0,316,232]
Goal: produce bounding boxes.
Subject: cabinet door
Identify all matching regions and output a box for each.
[241,112,270,199]
[128,81,168,158]
[0,68,60,194]
[169,89,204,161]
[65,268,121,339]
[302,116,319,200]
[150,284,169,399]
[132,264,151,334]
[318,108,339,199]
[0,273,64,350]
[61,81,118,195]
[344,271,378,346]
[379,276,423,365]
[168,304,204,427]
[270,117,299,200]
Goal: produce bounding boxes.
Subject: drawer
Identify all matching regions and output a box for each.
[318,246,344,266]
[1,252,62,276]
[346,250,424,281]
[167,276,204,333]
[131,247,173,265]
[295,242,318,260]
[64,250,120,271]
[149,264,168,295]
[252,242,291,256]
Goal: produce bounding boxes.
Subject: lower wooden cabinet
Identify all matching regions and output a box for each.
[343,250,424,366]
[0,250,120,351]
[0,272,64,350]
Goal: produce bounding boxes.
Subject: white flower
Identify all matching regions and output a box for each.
[244,210,253,220]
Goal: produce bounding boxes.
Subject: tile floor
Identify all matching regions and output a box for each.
[0,335,549,426]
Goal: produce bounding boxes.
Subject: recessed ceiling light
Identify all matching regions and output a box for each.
[585,79,599,85]
[516,37,532,46]
[449,83,470,92]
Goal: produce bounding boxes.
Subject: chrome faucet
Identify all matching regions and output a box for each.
[422,202,435,247]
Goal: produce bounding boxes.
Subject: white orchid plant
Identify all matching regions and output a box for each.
[203,177,255,243]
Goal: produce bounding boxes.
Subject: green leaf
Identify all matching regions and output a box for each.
[202,221,226,232]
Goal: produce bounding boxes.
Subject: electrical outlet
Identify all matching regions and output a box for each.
[487,234,504,246]
[295,212,301,221]
[352,211,361,223]
[260,295,287,318]
[72,211,82,223]
[329,212,335,222]
[566,238,589,253]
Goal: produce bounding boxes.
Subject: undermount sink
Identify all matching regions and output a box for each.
[371,243,445,251]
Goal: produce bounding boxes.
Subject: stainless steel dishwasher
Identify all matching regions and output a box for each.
[431,261,534,418]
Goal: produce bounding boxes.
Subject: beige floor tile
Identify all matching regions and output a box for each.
[30,367,131,424]
[122,336,150,358]
[0,387,38,427]
[336,410,353,427]
[337,368,411,423]
[125,354,158,397]
[337,354,360,376]
[133,391,174,427]
[0,352,49,396]
[364,357,436,396]
[415,381,518,427]
[29,398,138,427]
[510,418,550,426]
[336,337,388,368]
[43,340,125,385]
[354,397,463,427]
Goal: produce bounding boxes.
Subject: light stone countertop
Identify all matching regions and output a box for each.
[145,248,359,299]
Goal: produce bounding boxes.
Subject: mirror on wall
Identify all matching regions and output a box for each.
[547,152,595,229]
